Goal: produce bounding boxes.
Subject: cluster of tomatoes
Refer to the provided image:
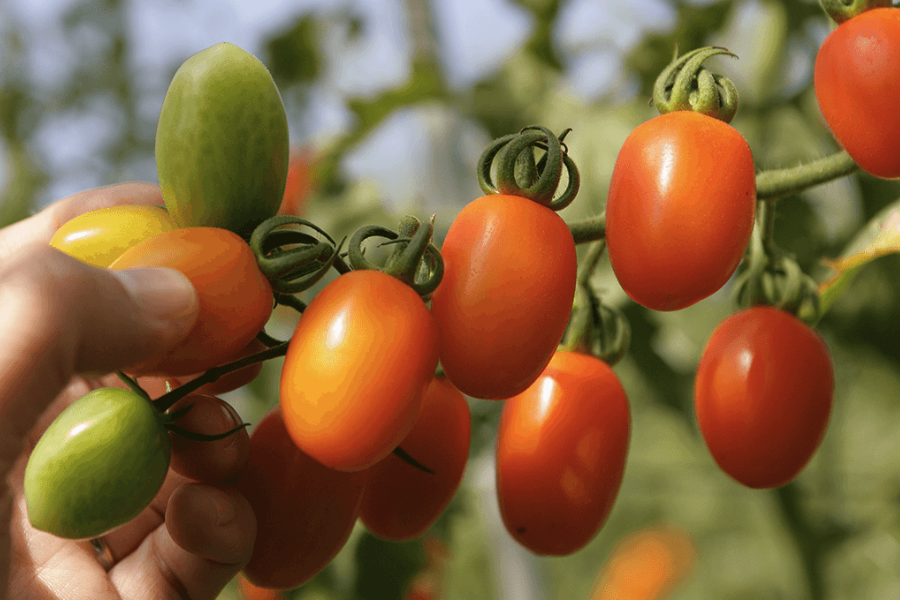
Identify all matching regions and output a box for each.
[23,2,900,595]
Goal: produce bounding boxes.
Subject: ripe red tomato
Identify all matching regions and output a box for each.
[430,194,577,400]
[605,111,756,311]
[280,270,440,472]
[360,377,471,541]
[814,8,900,179]
[496,351,630,556]
[694,306,834,489]
[236,408,368,590]
[110,227,273,377]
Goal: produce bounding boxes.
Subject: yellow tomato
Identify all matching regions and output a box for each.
[49,205,178,267]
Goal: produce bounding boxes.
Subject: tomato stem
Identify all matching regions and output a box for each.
[116,371,151,403]
[756,150,859,200]
[152,342,289,413]
[652,46,739,123]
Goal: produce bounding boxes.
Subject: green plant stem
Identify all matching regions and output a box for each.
[153,342,289,413]
[756,150,859,200]
[565,150,859,244]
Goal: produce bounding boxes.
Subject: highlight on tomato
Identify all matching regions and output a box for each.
[236,408,368,590]
[49,204,178,267]
[109,227,273,377]
[280,269,440,472]
[814,5,900,179]
[496,350,630,556]
[694,306,834,489]
[360,377,471,541]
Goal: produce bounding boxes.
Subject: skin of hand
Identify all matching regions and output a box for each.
[0,183,257,600]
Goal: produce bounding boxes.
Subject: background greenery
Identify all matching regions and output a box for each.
[3,0,900,598]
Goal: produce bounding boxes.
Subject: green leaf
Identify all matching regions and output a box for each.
[819,197,900,314]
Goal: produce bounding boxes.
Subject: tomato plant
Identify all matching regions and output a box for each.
[49,205,178,267]
[360,377,471,541]
[156,42,289,236]
[604,110,756,311]
[280,269,439,472]
[430,194,577,400]
[24,387,170,540]
[496,351,630,556]
[694,306,834,489]
[109,227,273,377]
[815,7,900,179]
[236,408,368,590]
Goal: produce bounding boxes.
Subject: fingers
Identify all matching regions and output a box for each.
[168,394,251,483]
[109,483,255,600]
[0,183,163,259]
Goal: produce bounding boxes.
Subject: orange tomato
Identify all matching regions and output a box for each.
[110,227,273,377]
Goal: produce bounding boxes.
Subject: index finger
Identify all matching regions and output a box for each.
[0,183,164,259]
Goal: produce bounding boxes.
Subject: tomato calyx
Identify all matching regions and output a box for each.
[477,125,580,210]
[348,215,444,298]
[652,46,739,124]
[250,215,349,295]
[819,0,892,24]
[732,200,821,323]
[392,446,435,475]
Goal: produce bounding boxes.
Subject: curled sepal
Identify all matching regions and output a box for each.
[165,422,250,442]
[653,46,739,124]
[477,126,580,210]
[348,217,444,298]
[819,0,892,24]
[249,215,347,294]
[732,225,822,325]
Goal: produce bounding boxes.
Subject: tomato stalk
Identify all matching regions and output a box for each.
[756,150,859,200]
[819,0,892,23]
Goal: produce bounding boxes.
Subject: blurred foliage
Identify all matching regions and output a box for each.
[4,0,900,599]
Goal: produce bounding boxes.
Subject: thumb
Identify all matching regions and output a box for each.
[0,244,198,461]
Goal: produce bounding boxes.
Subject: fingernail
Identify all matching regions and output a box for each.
[113,268,199,322]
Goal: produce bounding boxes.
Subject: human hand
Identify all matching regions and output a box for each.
[0,183,257,599]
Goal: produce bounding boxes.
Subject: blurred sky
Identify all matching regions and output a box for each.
[1,0,722,207]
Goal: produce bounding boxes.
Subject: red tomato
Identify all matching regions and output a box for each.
[236,408,368,590]
[280,270,440,472]
[815,8,900,179]
[496,351,630,556]
[605,111,756,311]
[430,194,577,400]
[360,377,471,541]
[278,145,315,216]
[110,227,273,377]
[694,306,834,489]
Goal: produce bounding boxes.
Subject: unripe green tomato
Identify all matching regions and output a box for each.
[155,42,289,237]
[49,205,178,267]
[24,388,171,540]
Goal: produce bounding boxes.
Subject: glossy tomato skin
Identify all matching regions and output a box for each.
[496,351,630,556]
[110,227,273,377]
[361,377,471,541]
[430,194,577,400]
[695,306,834,489]
[815,8,900,179]
[281,270,440,472]
[50,205,178,267]
[237,408,368,590]
[605,111,756,311]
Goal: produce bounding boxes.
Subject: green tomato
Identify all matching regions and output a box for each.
[24,388,171,540]
[155,42,290,237]
[49,205,178,267]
